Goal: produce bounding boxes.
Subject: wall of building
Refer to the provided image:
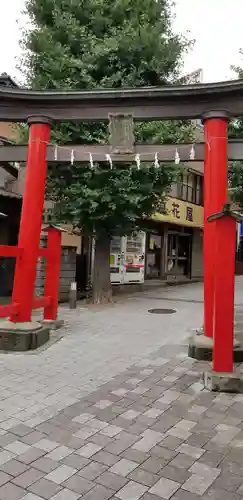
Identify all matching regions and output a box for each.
[191,229,203,278]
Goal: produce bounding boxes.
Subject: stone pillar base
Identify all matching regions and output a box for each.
[202,371,243,393]
[188,331,243,362]
[0,320,50,351]
[40,319,64,330]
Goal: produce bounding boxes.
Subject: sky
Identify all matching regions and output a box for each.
[0,0,243,84]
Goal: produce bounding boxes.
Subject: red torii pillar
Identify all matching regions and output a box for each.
[203,111,228,339]
[11,116,52,322]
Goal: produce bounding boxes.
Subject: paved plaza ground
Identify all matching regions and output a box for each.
[0,281,243,498]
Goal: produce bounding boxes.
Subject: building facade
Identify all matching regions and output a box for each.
[144,167,204,282]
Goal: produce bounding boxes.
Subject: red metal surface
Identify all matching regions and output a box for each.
[0,303,20,318]
[203,117,228,339]
[44,229,62,321]
[32,296,51,310]
[213,217,236,373]
[0,246,22,258]
[11,121,51,322]
[38,248,48,258]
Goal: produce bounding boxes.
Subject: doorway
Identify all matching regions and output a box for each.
[167,230,192,278]
[145,232,163,279]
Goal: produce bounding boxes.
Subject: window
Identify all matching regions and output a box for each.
[176,173,203,206]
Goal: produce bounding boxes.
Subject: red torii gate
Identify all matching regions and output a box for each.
[0,80,242,384]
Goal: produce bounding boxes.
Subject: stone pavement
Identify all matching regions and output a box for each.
[0,281,242,498]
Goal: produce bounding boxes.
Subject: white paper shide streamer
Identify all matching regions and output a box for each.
[135,153,141,170]
[105,153,113,169]
[70,149,75,165]
[174,148,180,165]
[189,145,195,160]
[89,152,94,169]
[154,152,159,169]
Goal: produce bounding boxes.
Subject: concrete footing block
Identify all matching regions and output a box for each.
[0,320,50,351]
[202,371,243,393]
[40,319,64,330]
[188,331,243,362]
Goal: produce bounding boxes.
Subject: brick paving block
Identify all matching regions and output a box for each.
[132,430,164,453]
[115,480,148,499]
[189,463,220,480]
[0,471,12,486]
[104,439,132,456]
[62,474,94,495]
[109,459,138,477]
[203,488,241,500]
[187,405,207,416]
[17,448,46,465]
[213,473,242,492]
[150,447,176,462]
[113,431,139,448]
[92,451,119,467]
[49,488,80,499]
[149,477,180,499]
[46,447,74,461]
[95,401,113,410]
[159,465,190,484]
[186,434,211,448]
[141,458,167,475]
[100,426,123,438]
[151,416,180,434]
[88,434,114,448]
[76,443,102,458]
[182,473,218,496]
[172,491,204,500]
[169,454,196,470]
[128,468,159,487]
[21,432,47,446]
[176,444,204,459]
[74,426,98,440]
[166,427,191,441]
[197,452,224,468]
[131,387,149,396]
[174,421,196,432]
[21,494,46,500]
[0,448,15,466]
[0,482,26,500]
[32,457,59,474]
[28,478,62,499]
[112,389,129,397]
[72,414,95,424]
[46,465,77,485]
[96,471,128,491]
[61,454,90,470]
[0,434,16,448]
[86,419,109,432]
[0,459,30,477]
[13,468,44,488]
[121,449,149,465]
[157,392,181,405]
[143,409,164,420]
[79,484,114,500]
[34,440,59,453]
[126,422,150,436]
[120,410,141,421]
[125,379,142,386]
[11,425,33,438]
[79,462,108,480]
[161,437,183,451]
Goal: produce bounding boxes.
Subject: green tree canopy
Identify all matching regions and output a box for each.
[21,0,194,302]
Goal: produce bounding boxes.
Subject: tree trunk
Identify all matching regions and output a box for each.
[92,233,112,304]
